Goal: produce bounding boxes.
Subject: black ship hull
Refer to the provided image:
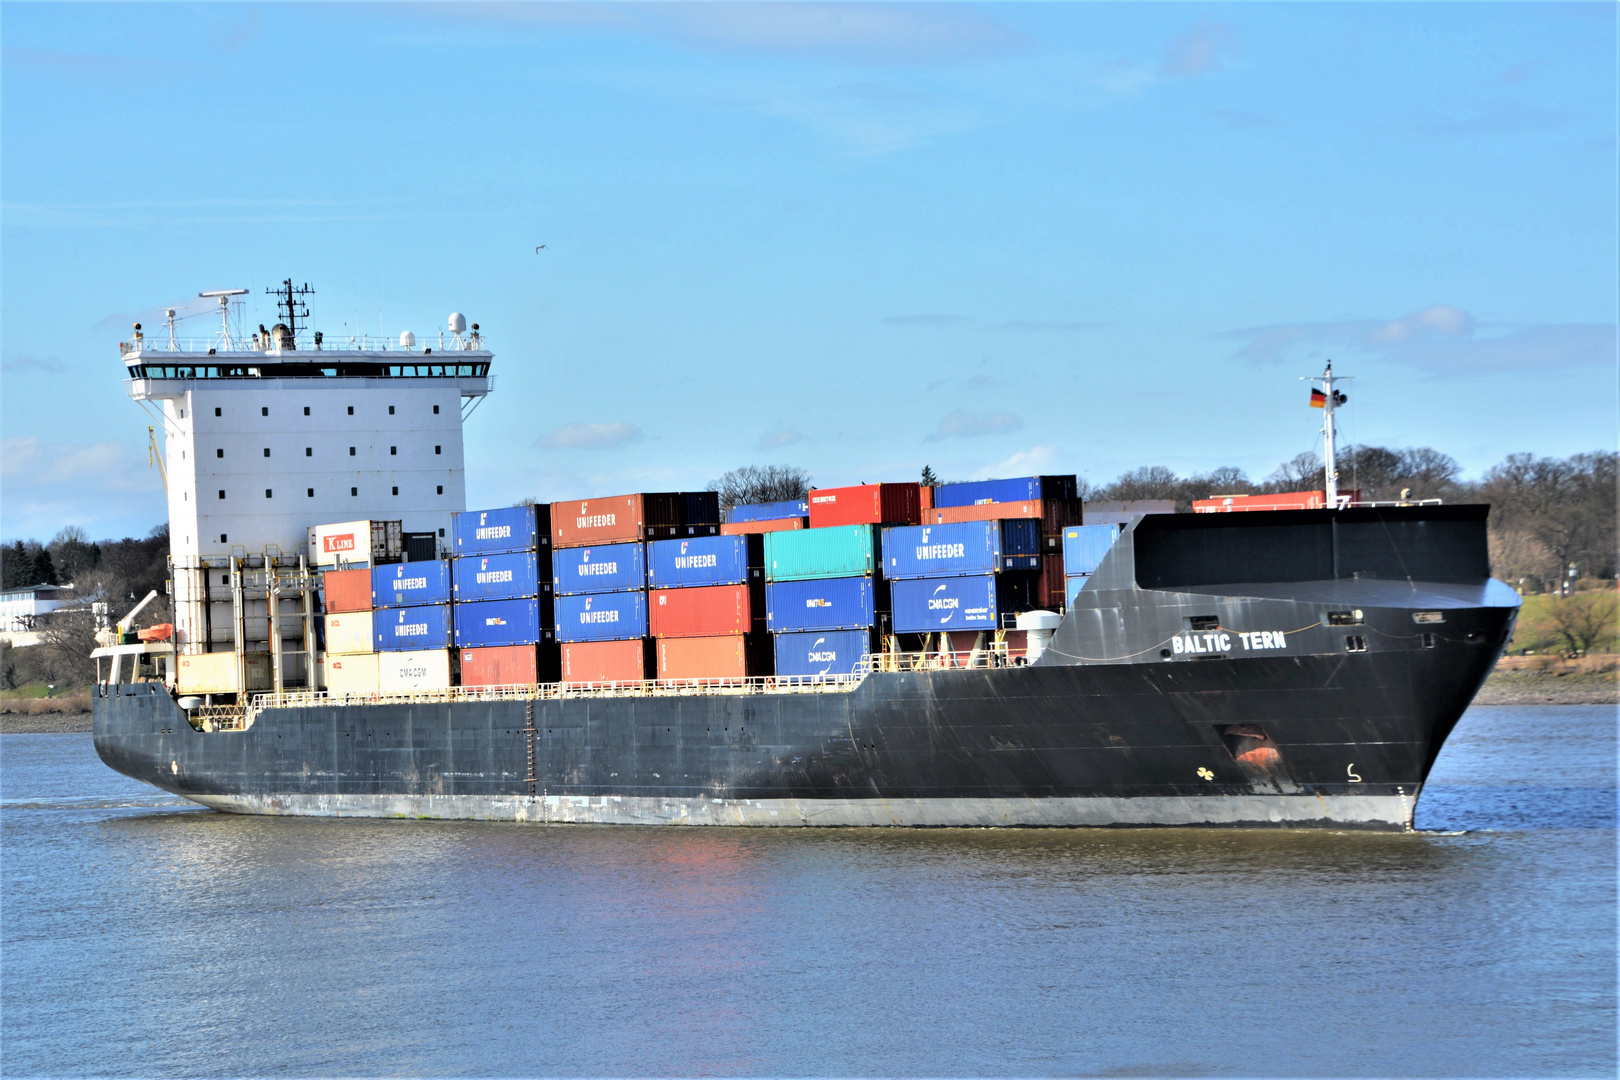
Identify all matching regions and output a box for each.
[94,506,1519,830]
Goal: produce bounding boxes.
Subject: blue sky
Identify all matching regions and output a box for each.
[3,2,1615,541]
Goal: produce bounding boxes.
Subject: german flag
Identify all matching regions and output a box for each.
[1309,387,1327,408]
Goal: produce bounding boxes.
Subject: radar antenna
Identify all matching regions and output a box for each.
[200,288,248,350]
[266,279,314,347]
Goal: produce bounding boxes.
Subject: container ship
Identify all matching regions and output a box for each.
[91,286,1520,830]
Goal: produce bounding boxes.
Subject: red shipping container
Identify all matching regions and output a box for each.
[460,644,561,687]
[657,635,748,680]
[1193,490,1361,514]
[1037,551,1066,610]
[562,639,649,682]
[807,483,921,528]
[322,568,372,613]
[919,486,934,512]
[721,517,807,535]
[649,584,750,639]
[930,500,1041,524]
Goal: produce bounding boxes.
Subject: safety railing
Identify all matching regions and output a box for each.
[121,332,490,358]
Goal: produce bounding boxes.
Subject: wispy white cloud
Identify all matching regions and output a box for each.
[1414,104,1569,138]
[927,410,1023,440]
[537,422,643,449]
[2,354,65,373]
[885,313,971,327]
[1223,305,1616,375]
[975,444,1060,478]
[1207,108,1272,129]
[757,429,802,451]
[0,437,165,540]
[1161,20,1233,78]
[992,320,1101,333]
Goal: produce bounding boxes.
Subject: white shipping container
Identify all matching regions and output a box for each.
[323,652,380,695]
[378,649,453,692]
[324,610,374,654]
[307,519,403,568]
[176,652,272,695]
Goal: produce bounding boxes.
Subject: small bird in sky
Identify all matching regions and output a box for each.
[535,245,546,252]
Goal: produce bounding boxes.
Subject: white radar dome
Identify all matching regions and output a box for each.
[400,330,416,349]
[448,312,467,333]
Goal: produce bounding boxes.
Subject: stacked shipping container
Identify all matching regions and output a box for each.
[453,505,559,686]
[320,566,377,694]
[765,519,888,678]
[647,534,770,679]
[1061,524,1120,606]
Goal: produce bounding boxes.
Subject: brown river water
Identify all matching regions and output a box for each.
[1,704,1614,1077]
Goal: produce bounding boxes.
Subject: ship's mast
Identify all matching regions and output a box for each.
[1312,360,1350,507]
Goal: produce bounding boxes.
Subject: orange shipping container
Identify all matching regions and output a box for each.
[552,494,648,548]
[322,568,372,613]
[649,584,752,639]
[929,500,1041,524]
[722,517,806,535]
[461,643,562,687]
[657,635,749,680]
[919,485,933,512]
[562,639,651,682]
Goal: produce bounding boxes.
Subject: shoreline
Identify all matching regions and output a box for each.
[4,667,1614,736]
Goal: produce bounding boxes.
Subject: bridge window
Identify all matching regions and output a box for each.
[215,408,221,416]
[347,406,354,415]
[216,448,223,458]
[263,448,270,458]
[220,534,227,543]
[388,405,395,415]
[351,487,357,496]
[390,446,396,455]
[265,489,273,499]
[305,447,311,456]
[437,486,443,495]
[307,488,314,498]
[218,490,225,499]
[433,405,440,414]
[303,406,310,415]
[261,407,268,416]
[435,445,441,454]
[392,486,399,495]
[349,447,355,456]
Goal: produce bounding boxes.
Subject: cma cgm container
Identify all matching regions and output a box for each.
[378,649,454,692]
[807,483,921,529]
[553,543,645,595]
[722,517,807,536]
[552,492,720,548]
[323,610,374,655]
[372,560,451,609]
[453,551,546,603]
[322,568,372,614]
[461,643,562,687]
[727,499,810,524]
[647,534,760,590]
[649,584,754,639]
[308,519,403,568]
[453,504,549,556]
[1062,524,1120,577]
[932,476,1078,508]
[766,577,877,633]
[454,597,556,649]
[555,591,648,643]
[890,574,1040,634]
[562,639,654,683]
[764,525,876,582]
[375,604,452,651]
[774,629,874,679]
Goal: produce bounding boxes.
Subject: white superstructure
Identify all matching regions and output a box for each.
[121,286,494,674]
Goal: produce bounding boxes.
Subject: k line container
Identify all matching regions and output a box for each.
[1062,524,1120,577]
[773,629,874,679]
[764,525,876,582]
[308,519,403,568]
[656,635,752,680]
[765,577,877,633]
[323,652,379,695]
[726,498,810,524]
[372,560,451,608]
[454,597,555,648]
[722,517,807,536]
[453,551,546,602]
[555,591,648,643]
[552,543,646,595]
[453,505,548,556]
[807,483,921,529]
[646,534,758,589]
[890,574,1040,634]
[932,475,1078,508]
[322,568,373,614]
[461,643,561,687]
[649,584,752,639]
[323,610,374,655]
[562,639,652,682]
[378,649,454,691]
[375,603,452,651]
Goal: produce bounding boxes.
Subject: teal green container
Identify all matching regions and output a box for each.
[765,525,877,582]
